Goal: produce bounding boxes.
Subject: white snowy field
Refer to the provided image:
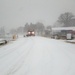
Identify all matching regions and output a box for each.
[0,36,75,75]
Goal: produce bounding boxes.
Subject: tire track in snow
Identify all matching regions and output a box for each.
[0,38,28,59]
[63,49,75,75]
[5,37,35,75]
[0,38,27,53]
[51,43,73,75]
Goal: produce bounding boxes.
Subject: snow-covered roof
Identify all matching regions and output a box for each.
[52,27,75,31]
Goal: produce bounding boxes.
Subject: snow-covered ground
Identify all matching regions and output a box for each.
[66,39,75,43]
[0,36,75,75]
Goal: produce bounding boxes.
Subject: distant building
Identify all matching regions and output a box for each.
[51,27,75,39]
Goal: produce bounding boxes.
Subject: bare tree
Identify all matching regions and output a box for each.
[58,12,74,27]
[46,25,52,32]
[35,22,45,35]
[44,25,52,37]
[17,26,24,34]
[29,23,35,31]
[24,23,29,32]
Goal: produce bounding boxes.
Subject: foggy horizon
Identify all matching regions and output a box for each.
[0,0,75,31]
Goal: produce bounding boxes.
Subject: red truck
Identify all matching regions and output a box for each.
[26,30,35,37]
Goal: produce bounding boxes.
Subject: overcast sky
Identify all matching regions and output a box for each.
[0,0,75,31]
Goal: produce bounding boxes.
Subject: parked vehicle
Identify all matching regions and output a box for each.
[0,38,7,45]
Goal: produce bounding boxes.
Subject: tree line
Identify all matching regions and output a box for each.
[9,12,75,35]
[24,22,45,35]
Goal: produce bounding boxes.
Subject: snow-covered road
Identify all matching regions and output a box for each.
[0,36,75,75]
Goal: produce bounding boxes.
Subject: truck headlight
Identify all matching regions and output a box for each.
[32,32,35,34]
